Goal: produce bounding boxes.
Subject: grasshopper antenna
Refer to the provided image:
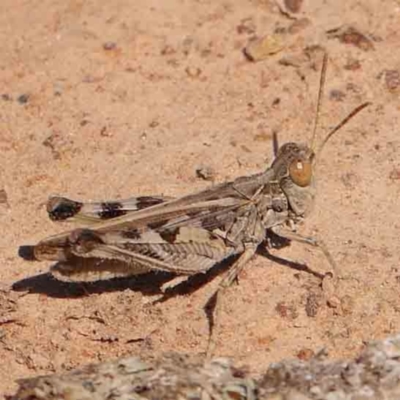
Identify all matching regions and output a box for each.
[316,101,371,159]
[310,52,371,162]
[310,52,328,151]
[272,130,279,157]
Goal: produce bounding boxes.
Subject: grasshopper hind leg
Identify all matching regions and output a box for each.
[50,257,151,282]
[47,196,83,221]
[206,244,257,359]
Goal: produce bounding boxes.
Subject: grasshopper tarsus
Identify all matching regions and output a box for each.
[271,226,339,279]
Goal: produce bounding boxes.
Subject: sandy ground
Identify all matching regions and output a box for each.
[1,0,400,397]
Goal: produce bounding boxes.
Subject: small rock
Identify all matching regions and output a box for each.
[389,168,400,180]
[340,295,354,316]
[275,0,306,18]
[185,66,202,79]
[256,335,276,347]
[344,58,361,71]
[100,126,112,137]
[305,292,321,317]
[140,131,147,140]
[42,134,61,159]
[17,94,29,104]
[42,131,73,159]
[327,296,341,309]
[329,89,346,102]
[103,42,117,51]
[237,18,256,35]
[161,45,176,56]
[341,172,358,189]
[195,165,215,181]
[346,82,362,94]
[149,120,159,128]
[297,348,315,361]
[272,98,281,106]
[275,301,298,320]
[384,70,400,92]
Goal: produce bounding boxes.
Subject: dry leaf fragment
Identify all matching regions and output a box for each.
[284,0,303,13]
[244,34,285,61]
[0,189,8,205]
[327,26,374,51]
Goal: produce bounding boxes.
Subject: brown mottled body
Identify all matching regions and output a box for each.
[19,54,369,354]
[29,143,315,284]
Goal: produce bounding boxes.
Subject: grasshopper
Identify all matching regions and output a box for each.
[20,54,369,353]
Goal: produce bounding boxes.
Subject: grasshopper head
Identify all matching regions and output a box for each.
[278,142,315,187]
[269,53,369,217]
[272,142,316,217]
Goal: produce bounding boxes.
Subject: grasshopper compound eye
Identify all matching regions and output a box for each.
[289,159,312,187]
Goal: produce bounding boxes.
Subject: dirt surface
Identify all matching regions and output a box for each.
[1,0,400,397]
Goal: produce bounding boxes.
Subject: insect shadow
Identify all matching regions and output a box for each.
[155,230,324,304]
[12,267,173,299]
